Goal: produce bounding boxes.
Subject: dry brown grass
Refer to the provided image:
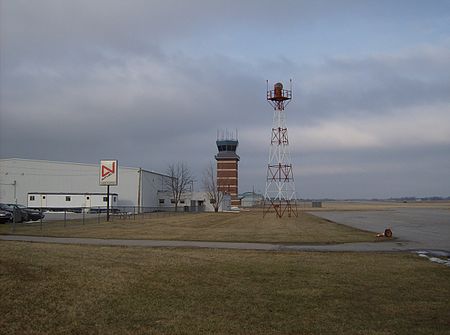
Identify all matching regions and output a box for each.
[1,241,449,334]
[0,210,379,244]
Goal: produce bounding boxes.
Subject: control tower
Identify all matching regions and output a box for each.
[215,130,240,207]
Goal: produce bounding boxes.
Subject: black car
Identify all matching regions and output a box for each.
[0,204,26,222]
[0,203,44,222]
[8,204,45,221]
[0,210,12,223]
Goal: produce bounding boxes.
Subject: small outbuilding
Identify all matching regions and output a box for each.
[239,192,264,207]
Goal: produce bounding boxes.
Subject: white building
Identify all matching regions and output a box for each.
[27,192,119,212]
[239,192,264,207]
[156,191,231,212]
[0,158,171,209]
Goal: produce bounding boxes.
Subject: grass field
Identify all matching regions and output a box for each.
[1,207,448,334]
[0,210,381,244]
[1,241,449,335]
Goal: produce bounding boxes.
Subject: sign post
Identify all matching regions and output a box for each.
[107,185,110,222]
[99,160,118,222]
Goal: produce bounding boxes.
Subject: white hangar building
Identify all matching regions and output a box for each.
[0,158,172,210]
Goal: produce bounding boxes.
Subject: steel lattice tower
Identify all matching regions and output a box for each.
[263,80,298,218]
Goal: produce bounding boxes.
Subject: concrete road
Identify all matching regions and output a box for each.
[311,208,450,252]
[0,235,418,252]
[0,234,447,255]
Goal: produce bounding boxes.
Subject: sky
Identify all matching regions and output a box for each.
[1,0,450,199]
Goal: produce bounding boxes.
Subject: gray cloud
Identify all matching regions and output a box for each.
[294,47,450,122]
[1,0,450,198]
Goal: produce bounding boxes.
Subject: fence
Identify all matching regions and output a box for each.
[7,206,202,233]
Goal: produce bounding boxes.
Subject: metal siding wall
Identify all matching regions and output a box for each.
[0,159,141,206]
[141,170,157,208]
[141,171,172,208]
[113,168,139,207]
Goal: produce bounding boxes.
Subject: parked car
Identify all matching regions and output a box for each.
[0,203,27,222]
[0,210,12,224]
[7,204,44,221]
[0,203,44,222]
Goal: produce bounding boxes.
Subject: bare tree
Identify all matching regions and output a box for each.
[203,161,225,212]
[165,162,194,212]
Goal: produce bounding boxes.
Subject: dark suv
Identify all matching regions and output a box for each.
[10,204,45,221]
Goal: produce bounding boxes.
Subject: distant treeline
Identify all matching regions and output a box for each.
[300,197,450,202]
[386,196,450,201]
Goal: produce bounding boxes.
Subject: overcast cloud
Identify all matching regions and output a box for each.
[1,0,449,199]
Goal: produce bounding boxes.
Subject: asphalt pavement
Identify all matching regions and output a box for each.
[311,208,450,252]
